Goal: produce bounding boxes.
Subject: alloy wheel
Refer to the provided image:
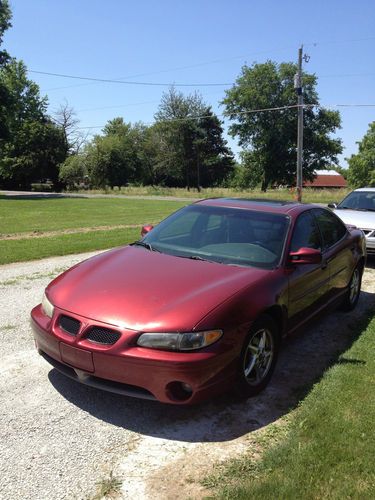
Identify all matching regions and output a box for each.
[349,268,360,305]
[243,328,274,386]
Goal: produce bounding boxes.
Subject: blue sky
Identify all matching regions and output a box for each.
[4,0,375,166]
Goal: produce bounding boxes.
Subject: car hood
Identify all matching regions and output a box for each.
[334,208,375,229]
[47,246,268,331]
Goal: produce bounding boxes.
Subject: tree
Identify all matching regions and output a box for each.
[59,154,87,189]
[0,0,11,64]
[155,87,234,189]
[53,101,86,155]
[0,60,66,188]
[191,108,234,188]
[347,122,375,188]
[83,118,146,188]
[0,119,66,188]
[222,61,342,190]
[0,0,12,141]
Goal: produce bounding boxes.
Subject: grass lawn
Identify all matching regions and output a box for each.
[0,227,141,265]
[210,313,375,499]
[0,196,187,235]
[0,197,188,264]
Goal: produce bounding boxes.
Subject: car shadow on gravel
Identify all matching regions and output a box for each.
[48,290,375,443]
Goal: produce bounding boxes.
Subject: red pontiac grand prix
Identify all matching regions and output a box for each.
[31,198,366,404]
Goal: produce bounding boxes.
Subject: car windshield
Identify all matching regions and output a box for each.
[338,191,375,211]
[141,205,289,269]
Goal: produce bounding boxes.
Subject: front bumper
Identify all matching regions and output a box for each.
[31,304,236,404]
[364,233,375,255]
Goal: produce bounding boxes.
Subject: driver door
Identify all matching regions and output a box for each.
[287,210,330,332]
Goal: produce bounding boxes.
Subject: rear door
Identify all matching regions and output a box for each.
[312,208,354,300]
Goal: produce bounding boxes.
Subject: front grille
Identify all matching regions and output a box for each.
[85,327,121,345]
[59,315,81,336]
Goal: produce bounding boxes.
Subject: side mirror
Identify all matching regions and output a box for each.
[327,203,337,209]
[141,224,154,237]
[289,247,322,265]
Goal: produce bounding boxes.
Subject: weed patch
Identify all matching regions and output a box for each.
[92,471,122,500]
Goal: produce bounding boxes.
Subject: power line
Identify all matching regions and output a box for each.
[76,104,300,129]
[75,102,375,130]
[73,93,373,115]
[34,68,375,94]
[318,72,375,78]
[39,45,297,92]
[30,70,233,87]
[35,35,375,92]
[332,103,375,107]
[305,35,375,48]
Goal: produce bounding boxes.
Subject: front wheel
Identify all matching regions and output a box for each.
[341,264,362,311]
[235,314,280,398]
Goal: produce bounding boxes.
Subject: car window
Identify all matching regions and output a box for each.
[206,214,222,230]
[339,191,375,210]
[143,205,289,269]
[312,208,347,249]
[290,211,321,252]
[157,210,201,240]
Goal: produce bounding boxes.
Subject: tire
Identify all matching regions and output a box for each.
[235,314,280,398]
[341,264,362,311]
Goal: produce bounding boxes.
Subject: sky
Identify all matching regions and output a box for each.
[4,0,375,167]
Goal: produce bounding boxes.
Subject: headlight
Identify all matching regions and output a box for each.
[137,330,223,351]
[41,292,54,318]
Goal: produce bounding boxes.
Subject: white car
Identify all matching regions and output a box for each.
[329,188,375,256]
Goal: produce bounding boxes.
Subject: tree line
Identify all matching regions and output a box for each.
[60,89,235,191]
[0,1,373,192]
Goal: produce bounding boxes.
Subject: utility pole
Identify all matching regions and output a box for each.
[294,46,304,202]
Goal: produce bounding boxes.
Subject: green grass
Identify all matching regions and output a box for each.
[80,186,350,204]
[212,313,375,499]
[0,227,140,264]
[0,197,187,264]
[0,197,187,235]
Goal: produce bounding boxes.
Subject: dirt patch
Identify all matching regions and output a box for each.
[0,223,147,240]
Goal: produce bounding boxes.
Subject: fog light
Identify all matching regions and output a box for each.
[166,381,194,401]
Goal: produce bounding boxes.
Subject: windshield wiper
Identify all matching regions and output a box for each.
[130,241,160,252]
[180,254,221,264]
[339,206,375,211]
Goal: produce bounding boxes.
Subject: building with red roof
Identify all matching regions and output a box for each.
[304,169,347,188]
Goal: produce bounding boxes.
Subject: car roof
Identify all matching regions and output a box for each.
[195,197,316,215]
[353,187,375,192]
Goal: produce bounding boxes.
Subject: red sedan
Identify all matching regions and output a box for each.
[31,198,366,404]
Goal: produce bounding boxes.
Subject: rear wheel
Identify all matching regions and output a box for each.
[341,264,362,311]
[235,314,279,398]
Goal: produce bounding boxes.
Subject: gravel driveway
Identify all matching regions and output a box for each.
[1,252,374,500]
